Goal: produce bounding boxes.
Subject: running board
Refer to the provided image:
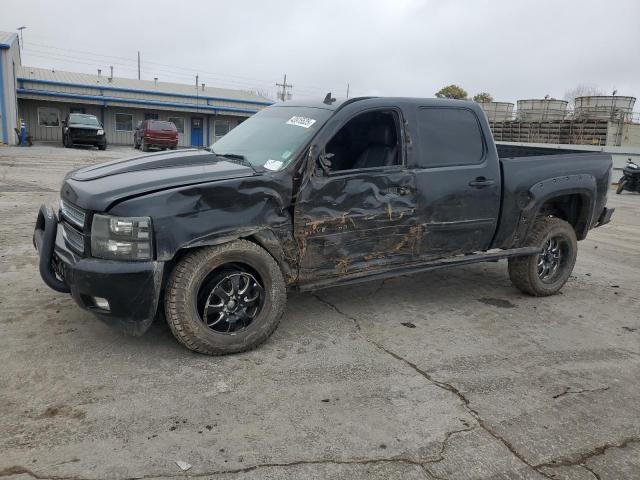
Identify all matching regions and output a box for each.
[297,246,541,292]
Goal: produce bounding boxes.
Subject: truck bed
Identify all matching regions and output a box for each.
[492,144,613,249]
[496,143,589,159]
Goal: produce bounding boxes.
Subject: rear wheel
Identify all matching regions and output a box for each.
[508,217,577,296]
[165,240,286,355]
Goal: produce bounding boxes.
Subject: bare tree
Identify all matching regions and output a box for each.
[564,84,604,109]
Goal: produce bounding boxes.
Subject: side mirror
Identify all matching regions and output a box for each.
[317,152,334,176]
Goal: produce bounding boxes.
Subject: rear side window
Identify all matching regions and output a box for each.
[416,107,484,167]
[149,121,176,131]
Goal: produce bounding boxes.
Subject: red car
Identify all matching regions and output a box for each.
[134,120,178,151]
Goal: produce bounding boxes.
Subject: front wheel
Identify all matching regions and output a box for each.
[165,240,286,355]
[141,138,149,152]
[508,217,577,296]
[616,178,627,194]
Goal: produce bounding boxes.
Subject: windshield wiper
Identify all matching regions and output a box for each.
[211,151,258,173]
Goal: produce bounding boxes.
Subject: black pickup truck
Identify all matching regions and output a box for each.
[62,113,107,150]
[35,97,614,355]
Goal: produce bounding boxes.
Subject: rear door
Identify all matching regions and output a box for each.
[411,106,501,257]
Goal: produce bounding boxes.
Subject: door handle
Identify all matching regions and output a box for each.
[468,177,495,188]
[399,186,411,195]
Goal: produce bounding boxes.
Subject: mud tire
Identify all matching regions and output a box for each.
[508,217,577,297]
[165,240,286,355]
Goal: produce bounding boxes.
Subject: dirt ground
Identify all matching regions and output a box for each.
[0,143,638,480]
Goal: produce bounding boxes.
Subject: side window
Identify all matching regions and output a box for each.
[325,110,401,172]
[115,113,134,132]
[214,120,230,141]
[38,107,60,127]
[168,117,185,134]
[416,108,484,168]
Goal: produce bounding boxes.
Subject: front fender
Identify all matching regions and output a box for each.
[174,226,298,285]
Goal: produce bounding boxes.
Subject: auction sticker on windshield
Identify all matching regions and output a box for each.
[264,159,284,171]
[286,116,316,128]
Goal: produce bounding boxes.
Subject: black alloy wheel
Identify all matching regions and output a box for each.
[197,269,265,334]
[537,236,569,284]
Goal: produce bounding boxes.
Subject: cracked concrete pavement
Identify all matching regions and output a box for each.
[1,144,639,479]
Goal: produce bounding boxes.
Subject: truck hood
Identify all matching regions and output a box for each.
[62,149,256,212]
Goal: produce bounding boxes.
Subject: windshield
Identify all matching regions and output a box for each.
[68,114,100,126]
[210,106,332,170]
[150,120,176,131]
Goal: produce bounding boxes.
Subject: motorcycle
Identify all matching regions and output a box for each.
[616,159,640,194]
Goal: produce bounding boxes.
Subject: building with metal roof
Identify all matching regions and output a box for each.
[0,30,272,147]
[0,32,21,145]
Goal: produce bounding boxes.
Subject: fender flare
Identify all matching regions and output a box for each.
[514,174,596,245]
[171,227,297,284]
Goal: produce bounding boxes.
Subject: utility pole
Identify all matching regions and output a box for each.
[17,26,26,51]
[137,51,141,80]
[276,74,293,102]
[346,83,350,98]
[195,74,199,112]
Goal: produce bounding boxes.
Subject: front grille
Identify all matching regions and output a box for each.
[60,199,86,229]
[72,128,96,138]
[62,222,85,254]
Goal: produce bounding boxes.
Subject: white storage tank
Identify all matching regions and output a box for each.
[479,102,514,121]
[574,95,636,121]
[517,99,568,121]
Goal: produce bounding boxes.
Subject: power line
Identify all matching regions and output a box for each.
[21,40,362,98]
[24,40,358,95]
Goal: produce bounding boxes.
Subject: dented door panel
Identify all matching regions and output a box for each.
[294,168,419,281]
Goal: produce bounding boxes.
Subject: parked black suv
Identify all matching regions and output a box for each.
[35,97,614,355]
[62,113,107,150]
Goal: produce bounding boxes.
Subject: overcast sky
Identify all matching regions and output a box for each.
[3,0,639,105]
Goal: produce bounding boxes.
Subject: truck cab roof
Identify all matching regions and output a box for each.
[271,96,485,112]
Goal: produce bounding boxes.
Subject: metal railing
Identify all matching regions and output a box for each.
[483,109,640,124]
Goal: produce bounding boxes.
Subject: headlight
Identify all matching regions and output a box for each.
[97,129,105,135]
[91,214,152,260]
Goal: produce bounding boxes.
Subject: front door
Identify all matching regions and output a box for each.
[293,107,419,283]
[191,117,203,147]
